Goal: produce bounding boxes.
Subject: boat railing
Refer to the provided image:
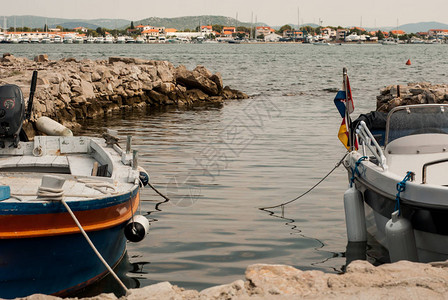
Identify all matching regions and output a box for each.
[356,121,387,170]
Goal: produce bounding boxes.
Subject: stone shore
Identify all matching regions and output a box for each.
[376,82,448,112]
[17,260,448,300]
[0,54,248,134]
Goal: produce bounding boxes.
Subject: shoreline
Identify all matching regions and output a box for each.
[15,260,448,299]
[0,54,248,136]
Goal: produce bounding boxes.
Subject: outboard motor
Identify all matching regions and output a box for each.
[0,85,25,147]
[0,71,37,148]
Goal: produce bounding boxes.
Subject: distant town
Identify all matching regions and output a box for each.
[0,21,447,44]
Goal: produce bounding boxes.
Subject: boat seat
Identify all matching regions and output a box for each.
[67,155,98,176]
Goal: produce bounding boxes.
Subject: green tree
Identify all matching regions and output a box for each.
[212,24,223,33]
[278,24,292,34]
[376,30,385,40]
[43,24,48,32]
[130,21,135,30]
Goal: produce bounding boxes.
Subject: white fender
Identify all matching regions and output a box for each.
[36,116,73,137]
[344,185,367,242]
[385,211,418,262]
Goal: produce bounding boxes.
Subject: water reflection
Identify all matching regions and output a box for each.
[70,253,141,298]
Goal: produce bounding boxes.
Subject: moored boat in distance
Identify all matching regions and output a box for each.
[0,72,150,298]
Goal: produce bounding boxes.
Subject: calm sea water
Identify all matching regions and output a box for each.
[2,43,448,294]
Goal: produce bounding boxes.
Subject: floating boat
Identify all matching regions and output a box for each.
[338,69,448,263]
[0,72,150,298]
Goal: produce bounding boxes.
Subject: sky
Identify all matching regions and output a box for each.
[0,0,447,28]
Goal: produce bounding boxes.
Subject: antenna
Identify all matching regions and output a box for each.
[26,71,38,121]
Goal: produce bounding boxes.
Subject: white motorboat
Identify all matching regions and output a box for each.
[341,80,448,263]
[116,36,126,44]
[53,36,63,44]
[41,36,52,44]
[63,35,74,44]
[104,36,114,44]
[86,36,95,43]
[73,36,84,44]
[381,38,398,45]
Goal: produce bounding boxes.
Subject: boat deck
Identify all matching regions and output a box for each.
[0,135,139,203]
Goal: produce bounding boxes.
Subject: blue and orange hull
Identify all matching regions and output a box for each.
[0,187,139,298]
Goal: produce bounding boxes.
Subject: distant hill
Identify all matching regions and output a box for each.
[362,22,448,33]
[271,23,319,30]
[132,15,266,30]
[1,15,130,30]
[398,22,448,33]
[1,15,446,33]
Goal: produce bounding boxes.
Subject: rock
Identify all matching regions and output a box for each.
[34,54,49,63]
[377,82,448,112]
[210,73,224,93]
[0,55,248,137]
[199,280,246,299]
[176,65,219,96]
[194,65,213,78]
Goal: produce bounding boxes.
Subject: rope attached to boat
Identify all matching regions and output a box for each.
[394,171,413,215]
[39,186,130,295]
[259,152,348,211]
[349,156,368,187]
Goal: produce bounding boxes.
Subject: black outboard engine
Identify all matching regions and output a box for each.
[0,71,37,148]
[0,84,25,148]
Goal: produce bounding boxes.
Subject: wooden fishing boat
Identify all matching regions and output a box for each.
[0,72,149,298]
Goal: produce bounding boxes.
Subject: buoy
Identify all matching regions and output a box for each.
[344,185,367,242]
[406,59,411,65]
[35,116,73,136]
[124,215,150,242]
[385,211,418,262]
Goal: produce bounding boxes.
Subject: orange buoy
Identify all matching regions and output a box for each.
[406,59,411,65]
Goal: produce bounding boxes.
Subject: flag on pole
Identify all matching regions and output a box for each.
[334,73,356,150]
[333,75,354,118]
[338,117,350,150]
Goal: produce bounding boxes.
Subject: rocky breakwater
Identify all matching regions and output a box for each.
[376,82,448,112]
[18,260,448,299]
[0,54,248,131]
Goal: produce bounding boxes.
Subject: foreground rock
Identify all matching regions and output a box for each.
[376,82,448,112]
[0,54,248,132]
[16,260,448,300]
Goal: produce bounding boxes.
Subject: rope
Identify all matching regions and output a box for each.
[394,171,413,215]
[259,152,348,211]
[36,182,130,295]
[77,178,117,194]
[147,181,170,201]
[349,156,368,187]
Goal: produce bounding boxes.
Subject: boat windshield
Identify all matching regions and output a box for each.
[385,104,448,145]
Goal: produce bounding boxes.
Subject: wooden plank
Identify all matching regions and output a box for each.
[51,156,69,168]
[67,155,97,176]
[60,137,90,154]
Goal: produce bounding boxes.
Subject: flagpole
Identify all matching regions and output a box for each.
[343,67,353,151]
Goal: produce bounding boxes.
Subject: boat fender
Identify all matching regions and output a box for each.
[0,185,10,201]
[138,166,149,187]
[385,211,418,262]
[124,215,150,243]
[35,116,73,137]
[343,185,367,242]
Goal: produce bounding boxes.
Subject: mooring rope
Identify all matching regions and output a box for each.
[38,184,131,295]
[394,171,413,216]
[259,152,348,211]
[349,156,368,187]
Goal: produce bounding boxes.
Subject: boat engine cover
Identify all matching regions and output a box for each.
[0,84,25,138]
